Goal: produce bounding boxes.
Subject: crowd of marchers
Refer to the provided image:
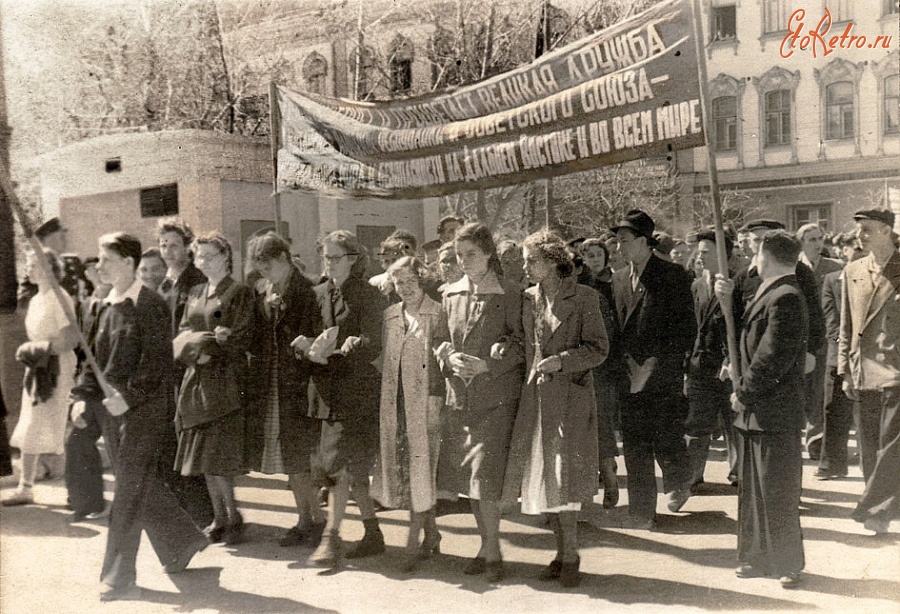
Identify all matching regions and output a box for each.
[1,204,897,601]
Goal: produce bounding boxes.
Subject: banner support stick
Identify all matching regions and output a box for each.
[690,0,741,389]
[0,168,117,401]
[269,81,283,235]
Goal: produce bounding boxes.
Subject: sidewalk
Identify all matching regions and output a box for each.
[1,443,897,614]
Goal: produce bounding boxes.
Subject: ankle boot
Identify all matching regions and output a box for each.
[346,518,385,559]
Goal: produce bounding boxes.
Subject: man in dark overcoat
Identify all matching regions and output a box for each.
[718,230,808,588]
[685,229,737,489]
[611,209,696,528]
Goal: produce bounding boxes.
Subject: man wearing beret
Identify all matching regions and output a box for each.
[838,209,900,535]
[731,219,826,459]
[611,209,696,528]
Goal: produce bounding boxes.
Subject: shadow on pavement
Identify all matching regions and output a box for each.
[140,567,339,613]
[794,572,900,603]
[0,504,101,538]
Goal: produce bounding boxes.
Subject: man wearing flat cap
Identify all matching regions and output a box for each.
[611,209,696,528]
[838,208,900,534]
[731,219,826,460]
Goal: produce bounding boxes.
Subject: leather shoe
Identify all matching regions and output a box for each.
[667,488,691,513]
[735,564,766,578]
[463,556,486,575]
[779,573,801,589]
[279,524,308,547]
[163,537,209,574]
[815,468,847,481]
[863,517,891,534]
[559,557,581,588]
[538,559,562,581]
[99,583,141,602]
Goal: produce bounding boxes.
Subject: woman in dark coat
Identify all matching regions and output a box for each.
[503,229,608,588]
[579,237,622,507]
[440,223,524,582]
[300,230,387,569]
[247,232,326,549]
[173,232,254,544]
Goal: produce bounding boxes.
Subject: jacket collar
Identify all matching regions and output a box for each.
[744,274,796,323]
[443,272,505,296]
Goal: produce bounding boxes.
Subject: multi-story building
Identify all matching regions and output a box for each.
[682,0,900,234]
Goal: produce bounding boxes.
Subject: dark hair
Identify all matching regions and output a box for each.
[156,217,194,246]
[496,239,520,256]
[385,228,418,253]
[192,231,233,273]
[522,228,574,279]
[141,247,163,262]
[696,228,734,259]
[454,222,503,278]
[320,230,369,279]
[437,215,464,237]
[247,231,291,264]
[99,232,142,270]
[387,256,432,285]
[761,230,801,267]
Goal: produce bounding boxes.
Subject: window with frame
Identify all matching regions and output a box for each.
[825,81,854,140]
[763,0,788,33]
[712,5,737,41]
[765,89,791,146]
[303,53,328,96]
[886,74,899,134]
[389,36,414,94]
[886,0,899,15]
[712,96,738,151]
[791,204,831,233]
[831,0,852,21]
[139,184,178,218]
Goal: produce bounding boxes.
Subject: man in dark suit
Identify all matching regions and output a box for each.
[718,230,808,588]
[611,210,696,528]
[156,218,213,528]
[731,219,825,459]
[685,229,737,489]
[71,233,208,601]
[839,209,900,535]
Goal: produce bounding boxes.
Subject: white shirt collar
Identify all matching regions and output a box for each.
[106,278,143,305]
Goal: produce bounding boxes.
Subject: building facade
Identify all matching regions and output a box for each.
[680,0,899,233]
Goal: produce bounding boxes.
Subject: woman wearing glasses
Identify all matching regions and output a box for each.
[300,230,387,570]
[440,222,524,582]
[247,232,326,550]
[172,232,255,545]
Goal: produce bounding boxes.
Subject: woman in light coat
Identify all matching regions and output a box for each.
[503,229,609,588]
[372,256,448,573]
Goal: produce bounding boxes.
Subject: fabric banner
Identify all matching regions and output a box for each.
[275,0,703,199]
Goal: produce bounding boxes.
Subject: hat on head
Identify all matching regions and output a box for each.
[853,208,895,228]
[34,217,64,240]
[653,231,675,255]
[611,209,658,246]
[740,219,785,233]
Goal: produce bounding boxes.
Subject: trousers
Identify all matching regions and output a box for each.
[852,387,900,524]
[621,391,691,519]
[65,399,122,515]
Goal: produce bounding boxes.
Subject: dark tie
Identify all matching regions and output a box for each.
[159,278,174,295]
[329,283,348,326]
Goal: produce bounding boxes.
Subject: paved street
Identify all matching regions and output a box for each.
[1,440,897,614]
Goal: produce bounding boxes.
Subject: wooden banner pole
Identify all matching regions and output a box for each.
[690,0,741,388]
[0,168,117,400]
[269,81,283,235]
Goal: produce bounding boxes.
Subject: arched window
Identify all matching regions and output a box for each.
[708,73,744,164]
[764,90,791,146]
[352,46,378,100]
[753,66,800,162]
[825,81,854,140]
[303,52,328,96]
[885,74,899,135]
[389,35,414,94]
